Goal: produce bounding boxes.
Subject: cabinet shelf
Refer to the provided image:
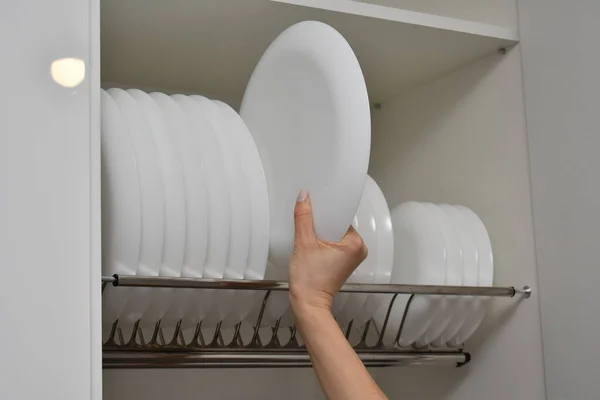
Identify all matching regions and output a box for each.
[101,0,518,107]
[102,275,531,369]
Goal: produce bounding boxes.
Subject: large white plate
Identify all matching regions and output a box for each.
[416,203,462,346]
[240,20,370,271]
[172,95,231,327]
[100,90,141,326]
[150,93,209,327]
[354,177,394,327]
[128,89,187,327]
[433,204,478,347]
[378,202,447,347]
[108,88,164,326]
[448,206,494,346]
[214,100,269,325]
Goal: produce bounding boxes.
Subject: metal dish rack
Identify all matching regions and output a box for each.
[102,274,531,369]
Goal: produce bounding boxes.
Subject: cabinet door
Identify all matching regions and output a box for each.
[0,1,100,399]
[519,0,600,398]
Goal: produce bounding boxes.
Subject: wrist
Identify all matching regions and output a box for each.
[290,293,333,324]
[289,287,333,311]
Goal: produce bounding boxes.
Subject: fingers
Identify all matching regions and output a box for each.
[294,190,317,246]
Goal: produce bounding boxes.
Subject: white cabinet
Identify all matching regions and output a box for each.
[101,1,542,399]
[0,0,100,399]
[1,0,596,399]
[519,0,600,399]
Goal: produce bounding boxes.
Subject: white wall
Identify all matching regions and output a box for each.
[518,0,600,398]
[0,1,100,399]
[369,47,546,399]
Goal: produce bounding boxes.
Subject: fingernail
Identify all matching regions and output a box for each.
[296,190,308,203]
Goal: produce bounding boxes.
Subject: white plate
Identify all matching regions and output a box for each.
[337,180,378,327]
[190,96,250,329]
[416,203,462,346]
[172,94,231,327]
[354,177,394,327]
[214,100,269,325]
[108,88,164,325]
[150,93,209,326]
[240,20,370,271]
[331,214,361,322]
[191,95,250,281]
[448,206,494,346]
[378,202,447,347]
[100,90,141,326]
[433,204,478,347]
[248,259,289,327]
[128,89,187,327]
[214,100,269,280]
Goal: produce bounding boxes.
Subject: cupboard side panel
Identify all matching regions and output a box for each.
[369,47,545,400]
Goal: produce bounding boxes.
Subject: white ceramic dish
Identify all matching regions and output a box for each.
[354,177,394,327]
[214,100,269,280]
[150,93,209,326]
[331,214,361,322]
[240,20,370,271]
[172,94,231,327]
[433,204,479,347]
[100,90,141,325]
[190,95,250,329]
[416,203,462,346]
[337,181,378,327]
[248,260,289,327]
[214,100,269,326]
[379,202,447,347]
[108,88,164,325]
[129,89,187,327]
[448,206,494,346]
[172,95,230,277]
[191,95,250,281]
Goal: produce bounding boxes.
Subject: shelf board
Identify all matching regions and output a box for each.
[101,0,518,107]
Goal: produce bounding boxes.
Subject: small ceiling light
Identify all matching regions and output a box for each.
[50,57,86,88]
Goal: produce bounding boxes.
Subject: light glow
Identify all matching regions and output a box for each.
[51,57,85,88]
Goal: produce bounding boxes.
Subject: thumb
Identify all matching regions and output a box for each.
[294,190,316,246]
[340,225,368,259]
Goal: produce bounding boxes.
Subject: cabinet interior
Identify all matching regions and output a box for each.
[100,1,545,399]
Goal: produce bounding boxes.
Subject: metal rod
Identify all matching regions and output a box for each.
[107,275,529,298]
[394,295,416,346]
[377,294,399,346]
[102,351,468,369]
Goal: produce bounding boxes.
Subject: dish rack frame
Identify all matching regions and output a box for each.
[102,274,531,369]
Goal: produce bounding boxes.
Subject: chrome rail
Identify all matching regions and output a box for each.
[102,274,531,369]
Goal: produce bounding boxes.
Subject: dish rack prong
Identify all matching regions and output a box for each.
[102,274,531,368]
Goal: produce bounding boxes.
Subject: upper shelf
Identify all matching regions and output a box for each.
[101,0,519,108]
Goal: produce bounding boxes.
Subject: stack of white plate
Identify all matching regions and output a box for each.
[101,20,372,335]
[101,88,270,332]
[373,201,494,348]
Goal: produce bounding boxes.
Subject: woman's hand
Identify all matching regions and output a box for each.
[288,191,387,400]
[289,190,368,313]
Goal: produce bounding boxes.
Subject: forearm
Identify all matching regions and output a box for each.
[293,302,387,400]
